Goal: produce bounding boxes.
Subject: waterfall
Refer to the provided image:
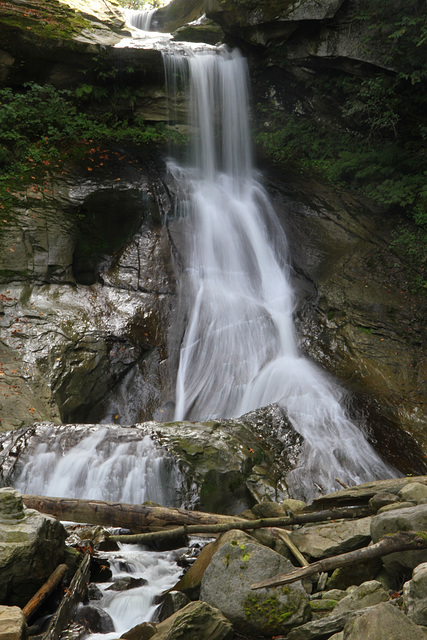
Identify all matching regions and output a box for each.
[124,8,157,32]
[163,47,396,500]
[13,426,186,507]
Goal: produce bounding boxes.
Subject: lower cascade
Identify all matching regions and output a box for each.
[163,46,396,500]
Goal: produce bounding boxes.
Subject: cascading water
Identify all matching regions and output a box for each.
[11,425,192,637]
[124,8,157,32]
[163,47,396,501]
[13,426,185,506]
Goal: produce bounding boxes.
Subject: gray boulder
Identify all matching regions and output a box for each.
[200,539,311,636]
[370,504,427,571]
[289,518,371,560]
[403,562,427,626]
[343,602,427,640]
[333,581,389,615]
[0,489,68,607]
[398,483,427,505]
[154,601,233,640]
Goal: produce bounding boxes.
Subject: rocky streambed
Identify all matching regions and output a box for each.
[1,476,427,640]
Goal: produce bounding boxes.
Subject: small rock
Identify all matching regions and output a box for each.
[289,517,372,560]
[120,622,157,640]
[75,604,114,633]
[0,606,27,640]
[282,499,307,513]
[403,562,427,626]
[378,501,416,514]
[369,492,400,512]
[87,584,104,601]
[155,591,190,622]
[326,558,382,590]
[251,501,286,518]
[106,577,147,591]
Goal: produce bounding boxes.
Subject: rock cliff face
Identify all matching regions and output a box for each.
[0,146,175,428]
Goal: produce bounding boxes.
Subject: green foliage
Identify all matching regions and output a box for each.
[255,0,426,290]
[0,82,177,220]
[0,0,91,40]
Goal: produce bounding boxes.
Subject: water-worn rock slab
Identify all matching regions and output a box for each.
[289,517,371,560]
[0,606,27,640]
[370,504,427,571]
[403,562,427,626]
[0,488,67,607]
[200,540,311,636]
[343,602,427,640]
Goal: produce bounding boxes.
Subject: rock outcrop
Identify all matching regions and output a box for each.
[0,488,69,607]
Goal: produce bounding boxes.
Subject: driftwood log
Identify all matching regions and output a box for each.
[23,564,68,621]
[251,530,427,590]
[109,506,371,543]
[42,553,91,640]
[22,495,240,533]
[22,495,370,534]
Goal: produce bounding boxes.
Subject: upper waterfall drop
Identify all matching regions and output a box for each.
[124,8,157,32]
[163,46,396,500]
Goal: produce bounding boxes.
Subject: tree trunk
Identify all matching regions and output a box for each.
[42,553,90,640]
[22,494,371,535]
[23,564,68,621]
[22,495,240,532]
[251,531,427,590]
[109,507,371,544]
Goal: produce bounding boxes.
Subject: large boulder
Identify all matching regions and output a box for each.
[289,518,372,561]
[403,563,427,626]
[370,504,427,572]
[333,581,390,615]
[200,538,311,636]
[174,530,256,599]
[343,602,427,640]
[152,601,233,640]
[0,488,68,607]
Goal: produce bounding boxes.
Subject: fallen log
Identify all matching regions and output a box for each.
[22,495,240,533]
[42,553,90,640]
[270,528,309,567]
[251,530,427,590]
[22,495,370,534]
[109,506,371,544]
[23,564,68,621]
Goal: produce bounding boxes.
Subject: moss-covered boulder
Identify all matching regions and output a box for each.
[200,539,311,636]
[0,488,68,607]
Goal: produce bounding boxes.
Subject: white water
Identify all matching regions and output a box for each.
[84,545,184,639]
[124,8,157,32]
[164,47,396,500]
[13,426,189,636]
[14,427,184,506]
